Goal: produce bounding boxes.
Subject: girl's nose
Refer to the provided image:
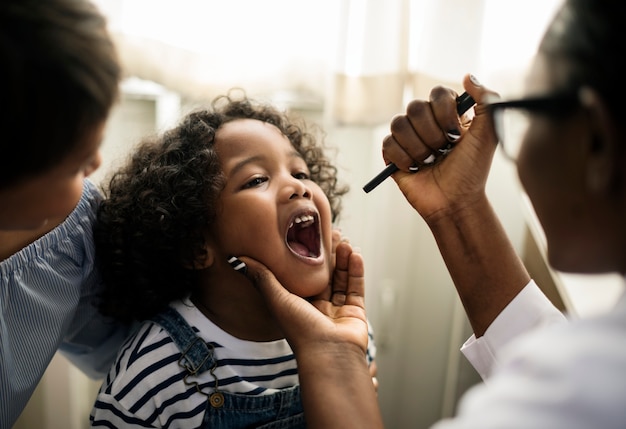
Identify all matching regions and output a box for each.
[283,177,311,200]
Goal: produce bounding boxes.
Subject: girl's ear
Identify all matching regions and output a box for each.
[194,245,216,269]
[579,87,620,195]
[184,235,216,270]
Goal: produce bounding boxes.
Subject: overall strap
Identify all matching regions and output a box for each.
[151,306,216,376]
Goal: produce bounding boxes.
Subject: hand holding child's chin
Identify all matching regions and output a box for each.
[236,242,369,359]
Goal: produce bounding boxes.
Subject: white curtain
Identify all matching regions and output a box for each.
[93,0,562,124]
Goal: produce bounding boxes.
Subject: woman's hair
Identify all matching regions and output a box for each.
[540,0,625,118]
[0,0,121,188]
[95,92,349,324]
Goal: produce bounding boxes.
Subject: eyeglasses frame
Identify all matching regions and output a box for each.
[486,91,581,161]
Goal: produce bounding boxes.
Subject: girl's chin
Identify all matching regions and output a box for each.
[284,279,329,299]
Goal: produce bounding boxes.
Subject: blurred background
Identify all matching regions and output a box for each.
[14,0,624,428]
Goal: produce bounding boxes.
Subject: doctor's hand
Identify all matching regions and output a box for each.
[382,74,500,224]
[239,235,383,429]
[239,238,369,359]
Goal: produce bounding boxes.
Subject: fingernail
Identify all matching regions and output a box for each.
[446,130,461,142]
[423,154,436,165]
[469,74,481,87]
[409,164,420,172]
[438,142,454,155]
[227,256,247,275]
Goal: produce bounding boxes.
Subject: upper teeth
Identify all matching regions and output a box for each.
[291,214,314,227]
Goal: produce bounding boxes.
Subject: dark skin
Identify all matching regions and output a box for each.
[241,239,382,429]
[515,55,626,275]
[0,121,105,261]
[381,74,531,337]
[0,217,65,261]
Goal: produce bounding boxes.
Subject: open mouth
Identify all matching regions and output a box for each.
[286,210,321,259]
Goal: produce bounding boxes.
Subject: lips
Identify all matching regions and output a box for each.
[285,209,321,259]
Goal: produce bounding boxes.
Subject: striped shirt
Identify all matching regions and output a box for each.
[91,299,376,428]
[0,179,132,429]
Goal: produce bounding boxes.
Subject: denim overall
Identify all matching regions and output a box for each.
[152,307,305,428]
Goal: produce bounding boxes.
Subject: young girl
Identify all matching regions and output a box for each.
[90,92,376,428]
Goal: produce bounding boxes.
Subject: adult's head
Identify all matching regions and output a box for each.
[0,0,120,228]
[515,0,626,274]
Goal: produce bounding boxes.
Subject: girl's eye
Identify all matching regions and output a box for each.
[242,176,267,189]
[293,172,310,180]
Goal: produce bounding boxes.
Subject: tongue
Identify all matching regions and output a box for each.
[288,241,310,257]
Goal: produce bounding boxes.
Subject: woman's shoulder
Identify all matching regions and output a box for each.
[1,179,102,271]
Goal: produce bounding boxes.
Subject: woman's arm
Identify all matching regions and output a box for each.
[242,241,384,429]
[383,75,530,336]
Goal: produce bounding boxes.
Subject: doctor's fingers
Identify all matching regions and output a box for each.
[382,121,434,172]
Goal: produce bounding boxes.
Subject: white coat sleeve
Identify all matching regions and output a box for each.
[460,280,567,380]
